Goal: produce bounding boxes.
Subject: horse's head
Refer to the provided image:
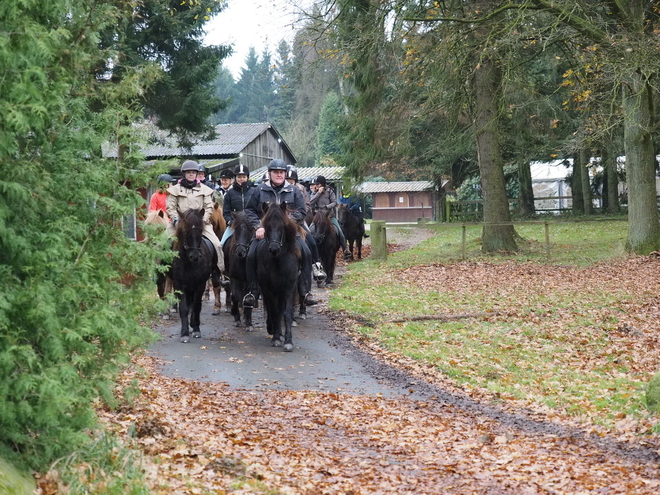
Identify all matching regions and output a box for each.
[262,202,296,257]
[176,209,205,263]
[337,204,347,227]
[312,208,332,244]
[230,211,254,259]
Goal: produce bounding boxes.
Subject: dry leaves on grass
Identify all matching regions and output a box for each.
[97,355,660,494]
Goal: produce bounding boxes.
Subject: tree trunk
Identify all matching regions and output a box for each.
[473,54,517,252]
[603,146,619,214]
[572,153,584,214]
[623,73,660,253]
[517,160,535,218]
[579,149,593,215]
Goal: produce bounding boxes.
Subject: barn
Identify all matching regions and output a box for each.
[358,181,436,222]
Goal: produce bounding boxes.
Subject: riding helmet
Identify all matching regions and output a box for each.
[197,163,207,173]
[268,158,287,171]
[181,160,199,172]
[157,173,174,184]
[285,167,298,181]
[315,175,327,186]
[234,163,250,177]
[219,168,234,180]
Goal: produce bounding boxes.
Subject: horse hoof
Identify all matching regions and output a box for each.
[224,307,231,313]
[192,331,201,338]
[235,321,243,328]
[180,336,190,343]
[212,308,221,315]
[272,339,282,347]
[299,313,307,320]
[246,325,254,332]
[283,343,294,352]
[292,320,298,327]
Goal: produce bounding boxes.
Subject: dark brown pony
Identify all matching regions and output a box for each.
[311,209,340,286]
[224,211,255,328]
[337,204,365,259]
[172,209,214,343]
[256,202,301,351]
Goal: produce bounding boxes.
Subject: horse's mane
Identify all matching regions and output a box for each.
[145,209,168,228]
[210,202,226,237]
[262,203,299,246]
[175,209,204,238]
[312,208,333,233]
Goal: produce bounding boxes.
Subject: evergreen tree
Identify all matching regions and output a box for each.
[316,92,344,164]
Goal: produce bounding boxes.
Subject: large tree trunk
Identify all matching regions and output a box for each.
[572,153,584,214]
[602,145,619,214]
[579,149,593,215]
[623,73,660,253]
[517,160,535,218]
[473,54,517,252]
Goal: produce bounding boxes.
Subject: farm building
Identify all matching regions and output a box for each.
[104,122,296,240]
[358,181,436,222]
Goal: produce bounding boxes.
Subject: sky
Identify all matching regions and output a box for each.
[204,1,306,78]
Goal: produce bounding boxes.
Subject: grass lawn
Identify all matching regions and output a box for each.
[331,218,660,432]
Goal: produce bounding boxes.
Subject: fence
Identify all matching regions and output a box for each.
[370,217,627,261]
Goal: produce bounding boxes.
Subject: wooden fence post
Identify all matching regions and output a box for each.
[370,221,387,260]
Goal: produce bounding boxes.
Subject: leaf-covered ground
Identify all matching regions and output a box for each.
[102,355,660,494]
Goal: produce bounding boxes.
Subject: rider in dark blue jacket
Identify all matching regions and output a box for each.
[243,159,317,308]
[220,163,255,246]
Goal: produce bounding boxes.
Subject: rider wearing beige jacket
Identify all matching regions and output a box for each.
[166,160,224,272]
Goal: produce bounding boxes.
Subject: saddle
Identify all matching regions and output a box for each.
[202,237,218,268]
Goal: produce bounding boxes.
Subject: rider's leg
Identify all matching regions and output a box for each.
[302,223,326,280]
[297,237,318,306]
[203,224,224,272]
[220,225,233,246]
[243,239,260,308]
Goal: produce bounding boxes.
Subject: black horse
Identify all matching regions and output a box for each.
[337,204,365,260]
[171,209,215,343]
[311,209,340,287]
[256,202,301,351]
[224,211,255,329]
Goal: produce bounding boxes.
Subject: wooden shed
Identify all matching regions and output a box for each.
[358,181,436,222]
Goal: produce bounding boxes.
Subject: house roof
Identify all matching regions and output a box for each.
[357,181,434,194]
[250,166,345,182]
[103,122,294,160]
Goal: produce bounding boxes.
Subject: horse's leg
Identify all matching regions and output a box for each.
[224,285,231,313]
[190,286,204,339]
[282,294,295,352]
[179,291,190,343]
[211,268,222,315]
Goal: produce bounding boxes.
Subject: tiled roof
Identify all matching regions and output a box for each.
[250,166,345,182]
[357,181,434,194]
[104,122,281,159]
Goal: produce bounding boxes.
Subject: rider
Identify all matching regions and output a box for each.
[242,159,318,308]
[149,174,173,221]
[166,160,224,273]
[309,175,353,260]
[217,168,234,198]
[220,163,255,246]
[339,190,369,237]
[286,166,326,281]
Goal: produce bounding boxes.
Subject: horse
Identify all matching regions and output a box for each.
[311,209,341,287]
[337,204,365,260]
[224,211,255,329]
[171,209,215,343]
[209,202,229,314]
[144,210,173,301]
[256,202,301,351]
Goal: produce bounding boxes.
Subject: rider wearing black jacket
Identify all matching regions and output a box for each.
[243,159,317,308]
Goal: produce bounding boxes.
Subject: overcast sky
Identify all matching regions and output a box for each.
[204,1,305,78]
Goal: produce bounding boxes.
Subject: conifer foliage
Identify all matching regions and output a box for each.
[0,0,224,469]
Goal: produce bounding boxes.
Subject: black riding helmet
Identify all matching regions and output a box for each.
[315,175,327,187]
[234,163,250,177]
[268,158,287,171]
[285,166,298,181]
[219,168,234,180]
[157,173,174,184]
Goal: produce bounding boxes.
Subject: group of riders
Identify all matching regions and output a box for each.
[148,158,365,309]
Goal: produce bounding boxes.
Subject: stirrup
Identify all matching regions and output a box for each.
[303,292,318,306]
[243,292,256,309]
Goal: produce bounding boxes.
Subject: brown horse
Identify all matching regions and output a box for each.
[208,202,228,314]
[144,210,173,300]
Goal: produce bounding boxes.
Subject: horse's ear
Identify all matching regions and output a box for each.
[232,211,238,219]
[197,209,205,219]
[279,202,288,214]
[158,210,165,218]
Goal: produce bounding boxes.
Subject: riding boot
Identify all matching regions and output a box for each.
[312,262,326,281]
